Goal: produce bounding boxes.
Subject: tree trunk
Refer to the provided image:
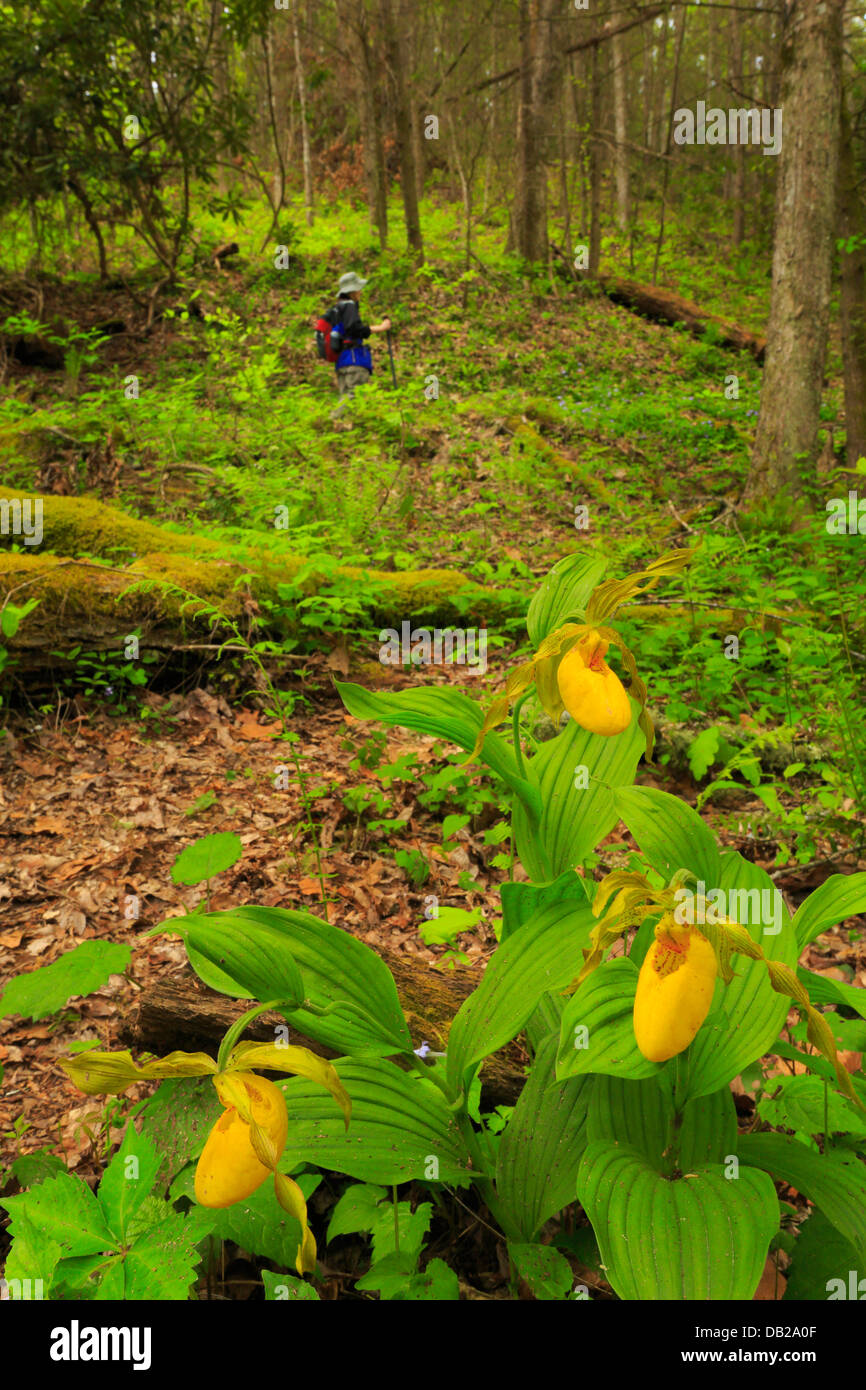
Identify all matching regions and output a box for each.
[838,90,866,468]
[380,0,424,263]
[706,3,717,98]
[510,0,559,263]
[611,24,630,231]
[642,21,654,149]
[559,71,572,253]
[260,26,288,236]
[67,176,109,280]
[588,40,603,276]
[729,0,745,246]
[335,0,388,246]
[291,0,314,226]
[744,0,845,503]
[597,275,766,360]
[481,17,497,218]
[655,8,670,154]
[651,4,687,284]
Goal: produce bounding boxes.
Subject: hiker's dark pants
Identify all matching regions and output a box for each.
[336,365,371,398]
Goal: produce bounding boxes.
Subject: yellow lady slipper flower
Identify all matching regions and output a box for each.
[59,1031,351,1277]
[556,630,632,736]
[633,918,718,1062]
[471,548,693,764]
[195,1072,289,1208]
[573,869,863,1109]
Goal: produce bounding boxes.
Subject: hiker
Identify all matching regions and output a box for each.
[315,272,391,403]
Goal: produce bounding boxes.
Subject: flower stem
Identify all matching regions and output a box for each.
[511,692,530,780]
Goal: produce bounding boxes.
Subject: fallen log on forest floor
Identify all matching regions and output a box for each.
[598,276,767,363]
[0,490,524,662]
[123,954,529,1108]
[550,248,766,362]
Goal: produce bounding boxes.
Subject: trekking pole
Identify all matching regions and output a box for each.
[386,329,398,389]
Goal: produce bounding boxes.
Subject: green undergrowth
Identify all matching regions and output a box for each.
[1,189,864,866]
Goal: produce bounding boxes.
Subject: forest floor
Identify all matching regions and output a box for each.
[1,198,864,1297]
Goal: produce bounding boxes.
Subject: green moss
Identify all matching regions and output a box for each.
[0,492,520,617]
[0,552,241,649]
[0,546,524,653]
[0,489,222,561]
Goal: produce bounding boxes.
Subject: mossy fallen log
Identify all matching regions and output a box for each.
[0,490,525,659]
[123,957,528,1108]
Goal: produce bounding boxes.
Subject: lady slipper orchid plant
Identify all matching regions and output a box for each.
[59,1005,351,1276]
[471,549,692,761]
[574,869,863,1102]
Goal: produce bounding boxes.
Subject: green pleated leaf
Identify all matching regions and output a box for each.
[678,1087,739,1170]
[738,1131,866,1264]
[526,552,609,646]
[335,681,540,819]
[577,1142,778,1300]
[500,870,588,942]
[792,872,866,951]
[525,988,567,1052]
[783,1210,862,1302]
[512,714,646,881]
[200,1173,320,1272]
[163,907,411,1055]
[613,785,721,884]
[278,1059,476,1185]
[495,1036,592,1242]
[446,899,596,1097]
[678,851,798,1102]
[153,912,305,1011]
[586,1074,738,1172]
[556,958,660,1082]
[185,941,253,997]
[797,966,866,1021]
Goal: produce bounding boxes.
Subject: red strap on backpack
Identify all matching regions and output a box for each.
[315,315,341,364]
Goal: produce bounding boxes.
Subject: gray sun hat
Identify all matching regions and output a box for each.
[338,271,369,295]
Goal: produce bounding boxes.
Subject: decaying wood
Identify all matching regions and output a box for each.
[598,276,766,362]
[212,241,240,265]
[549,246,766,361]
[124,951,529,1108]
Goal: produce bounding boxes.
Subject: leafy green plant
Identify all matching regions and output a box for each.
[0,1125,209,1300]
[0,941,132,1023]
[11,550,866,1301]
[0,597,39,726]
[327,1183,457,1300]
